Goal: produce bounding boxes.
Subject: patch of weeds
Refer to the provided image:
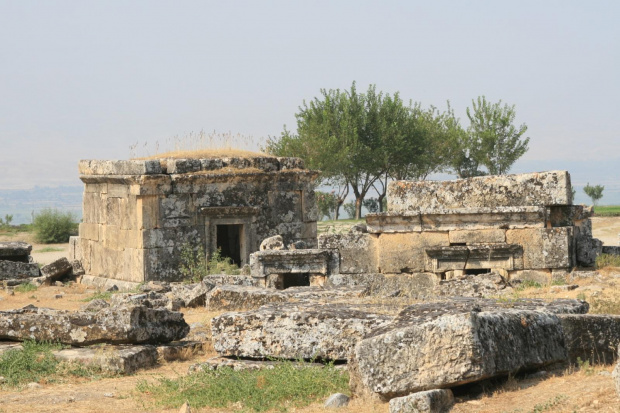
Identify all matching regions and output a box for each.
[551,278,566,286]
[0,341,61,386]
[515,280,543,291]
[0,341,115,387]
[81,290,115,302]
[137,361,348,412]
[180,243,239,283]
[575,357,595,376]
[589,296,620,315]
[531,395,568,412]
[596,253,620,269]
[576,292,587,301]
[14,283,37,293]
[33,247,64,253]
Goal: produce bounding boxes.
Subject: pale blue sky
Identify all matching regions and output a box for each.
[1,1,618,203]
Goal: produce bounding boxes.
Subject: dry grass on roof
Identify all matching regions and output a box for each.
[135,148,270,160]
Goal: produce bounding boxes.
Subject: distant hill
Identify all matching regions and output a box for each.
[0,186,83,225]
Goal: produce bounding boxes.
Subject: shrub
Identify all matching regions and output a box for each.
[596,253,620,268]
[180,244,239,282]
[32,208,77,244]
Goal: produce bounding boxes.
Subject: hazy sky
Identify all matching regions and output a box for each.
[1,1,618,203]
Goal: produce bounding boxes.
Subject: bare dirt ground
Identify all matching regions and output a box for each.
[592,216,620,246]
[1,220,620,412]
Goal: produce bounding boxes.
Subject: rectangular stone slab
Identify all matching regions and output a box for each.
[559,314,620,364]
[388,170,572,213]
[0,305,189,345]
[212,303,393,361]
[0,242,32,262]
[0,260,40,280]
[349,309,567,400]
[52,345,158,374]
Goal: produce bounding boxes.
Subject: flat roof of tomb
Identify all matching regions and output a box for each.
[78,156,308,176]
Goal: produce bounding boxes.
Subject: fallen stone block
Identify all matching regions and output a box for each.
[40,257,73,283]
[79,299,110,312]
[0,241,32,262]
[206,285,288,311]
[0,260,40,280]
[52,345,158,374]
[0,305,189,345]
[281,286,368,301]
[71,259,85,276]
[389,389,454,413]
[203,274,255,287]
[110,291,172,309]
[189,356,341,373]
[559,314,620,364]
[212,303,393,361]
[349,299,573,400]
[168,281,214,308]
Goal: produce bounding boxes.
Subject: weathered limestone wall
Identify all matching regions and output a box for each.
[387,170,572,213]
[78,157,318,283]
[323,171,600,282]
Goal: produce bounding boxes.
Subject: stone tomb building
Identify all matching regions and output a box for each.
[76,156,319,283]
[317,170,602,285]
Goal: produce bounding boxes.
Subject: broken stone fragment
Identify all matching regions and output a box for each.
[0,260,40,280]
[0,305,189,345]
[212,302,393,361]
[349,309,567,401]
[40,257,73,283]
[0,241,32,262]
[260,235,285,251]
[388,389,454,413]
[110,291,172,309]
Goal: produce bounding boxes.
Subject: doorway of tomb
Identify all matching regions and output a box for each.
[216,224,243,266]
[282,273,310,289]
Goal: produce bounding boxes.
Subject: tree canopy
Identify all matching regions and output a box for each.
[266,84,530,218]
[583,183,604,206]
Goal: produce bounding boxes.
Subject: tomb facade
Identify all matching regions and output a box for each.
[76,156,318,283]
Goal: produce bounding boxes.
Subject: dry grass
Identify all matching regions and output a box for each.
[136,148,268,160]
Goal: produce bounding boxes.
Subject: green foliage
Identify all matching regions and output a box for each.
[32,208,77,244]
[596,253,620,268]
[0,341,61,386]
[583,183,604,206]
[136,362,349,412]
[515,280,543,291]
[179,243,239,282]
[0,214,13,229]
[575,357,594,375]
[0,340,112,387]
[315,191,338,220]
[465,96,529,175]
[14,283,37,293]
[593,205,620,216]
[343,202,356,219]
[33,247,65,253]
